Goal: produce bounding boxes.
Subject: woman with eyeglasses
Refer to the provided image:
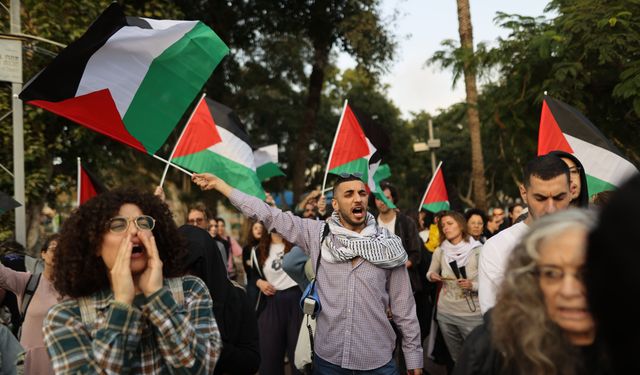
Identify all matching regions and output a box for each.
[427,210,483,364]
[455,209,605,375]
[0,234,61,374]
[42,189,221,374]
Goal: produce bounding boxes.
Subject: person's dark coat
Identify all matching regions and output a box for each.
[453,311,503,375]
[392,212,424,293]
[179,225,260,375]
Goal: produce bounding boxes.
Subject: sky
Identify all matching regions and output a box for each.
[338,0,551,118]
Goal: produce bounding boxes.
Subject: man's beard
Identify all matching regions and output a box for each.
[338,208,367,229]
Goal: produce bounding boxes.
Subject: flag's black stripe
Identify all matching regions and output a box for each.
[82,165,107,194]
[0,191,21,213]
[19,3,127,102]
[126,16,152,29]
[205,98,252,145]
[349,104,391,158]
[544,96,623,157]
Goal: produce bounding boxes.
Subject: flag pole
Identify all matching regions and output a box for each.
[321,99,349,193]
[159,93,206,187]
[152,154,194,177]
[418,161,443,212]
[77,157,81,207]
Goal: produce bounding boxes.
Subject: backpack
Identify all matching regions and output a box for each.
[17,273,42,340]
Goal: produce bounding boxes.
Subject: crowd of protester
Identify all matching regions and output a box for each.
[0,151,637,375]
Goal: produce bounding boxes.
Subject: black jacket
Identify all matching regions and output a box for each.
[380,212,424,293]
[179,225,260,375]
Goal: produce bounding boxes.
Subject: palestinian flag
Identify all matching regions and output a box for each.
[373,163,392,184]
[324,101,395,208]
[171,97,265,199]
[538,95,638,195]
[0,191,21,216]
[253,144,286,181]
[419,161,450,213]
[77,158,106,206]
[19,3,229,155]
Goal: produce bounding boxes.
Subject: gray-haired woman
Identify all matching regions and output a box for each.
[454,209,607,375]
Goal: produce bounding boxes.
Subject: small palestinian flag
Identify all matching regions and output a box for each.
[538,95,638,195]
[171,97,265,199]
[77,158,106,206]
[19,3,229,155]
[324,101,395,208]
[0,191,21,216]
[419,161,450,213]
[373,163,392,184]
[253,144,286,181]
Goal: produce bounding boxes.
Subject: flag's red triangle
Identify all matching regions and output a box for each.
[29,89,146,153]
[423,167,449,205]
[328,104,370,170]
[79,166,98,205]
[173,97,223,158]
[538,99,574,155]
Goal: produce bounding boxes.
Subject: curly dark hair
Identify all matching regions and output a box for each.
[53,189,187,298]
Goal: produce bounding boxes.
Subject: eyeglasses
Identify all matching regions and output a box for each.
[108,215,155,233]
[188,217,205,225]
[535,265,585,284]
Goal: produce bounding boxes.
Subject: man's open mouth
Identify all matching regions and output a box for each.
[352,206,365,219]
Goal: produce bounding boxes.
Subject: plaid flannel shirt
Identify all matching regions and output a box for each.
[43,276,220,374]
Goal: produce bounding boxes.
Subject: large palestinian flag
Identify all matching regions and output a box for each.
[253,144,286,181]
[538,96,638,195]
[77,158,106,206]
[324,101,395,208]
[419,161,450,213]
[171,97,265,199]
[19,3,229,155]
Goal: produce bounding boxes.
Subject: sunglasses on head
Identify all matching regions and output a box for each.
[108,215,155,233]
[335,172,363,179]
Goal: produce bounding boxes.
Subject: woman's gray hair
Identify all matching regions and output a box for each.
[490,209,597,375]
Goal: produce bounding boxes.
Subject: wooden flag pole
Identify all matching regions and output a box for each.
[321,99,349,194]
[76,157,81,207]
[152,154,194,177]
[159,93,206,187]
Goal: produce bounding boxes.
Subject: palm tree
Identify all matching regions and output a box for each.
[456,0,487,210]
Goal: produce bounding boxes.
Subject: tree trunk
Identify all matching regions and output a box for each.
[456,0,488,210]
[291,44,330,202]
[26,201,44,256]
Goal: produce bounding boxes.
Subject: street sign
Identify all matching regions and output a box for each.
[0,38,22,83]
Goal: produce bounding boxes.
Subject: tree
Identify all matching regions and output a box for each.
[429,0,488,209]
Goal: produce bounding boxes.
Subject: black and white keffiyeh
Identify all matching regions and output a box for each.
[321,212,408,269]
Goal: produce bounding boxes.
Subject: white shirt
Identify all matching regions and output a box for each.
[478,221,529,314]
[377,215,396,235]
[262,243,298,290]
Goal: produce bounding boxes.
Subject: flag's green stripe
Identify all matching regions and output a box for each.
[373,190,396,209]
[422,201,450,213]
[586,174,617,196]
[174,149,265,199]
[256,162,285,181]
[328,158,370,181]
[123,22,229,154]
[373,164,392,183]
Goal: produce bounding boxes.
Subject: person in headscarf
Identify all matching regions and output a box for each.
[179,225,260,375]
[548,151,589,208]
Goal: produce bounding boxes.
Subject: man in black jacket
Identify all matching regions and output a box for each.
[374,182,431,341]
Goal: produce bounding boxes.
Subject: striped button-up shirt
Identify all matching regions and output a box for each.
[231,189,423,370]
[43,276,221,374]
